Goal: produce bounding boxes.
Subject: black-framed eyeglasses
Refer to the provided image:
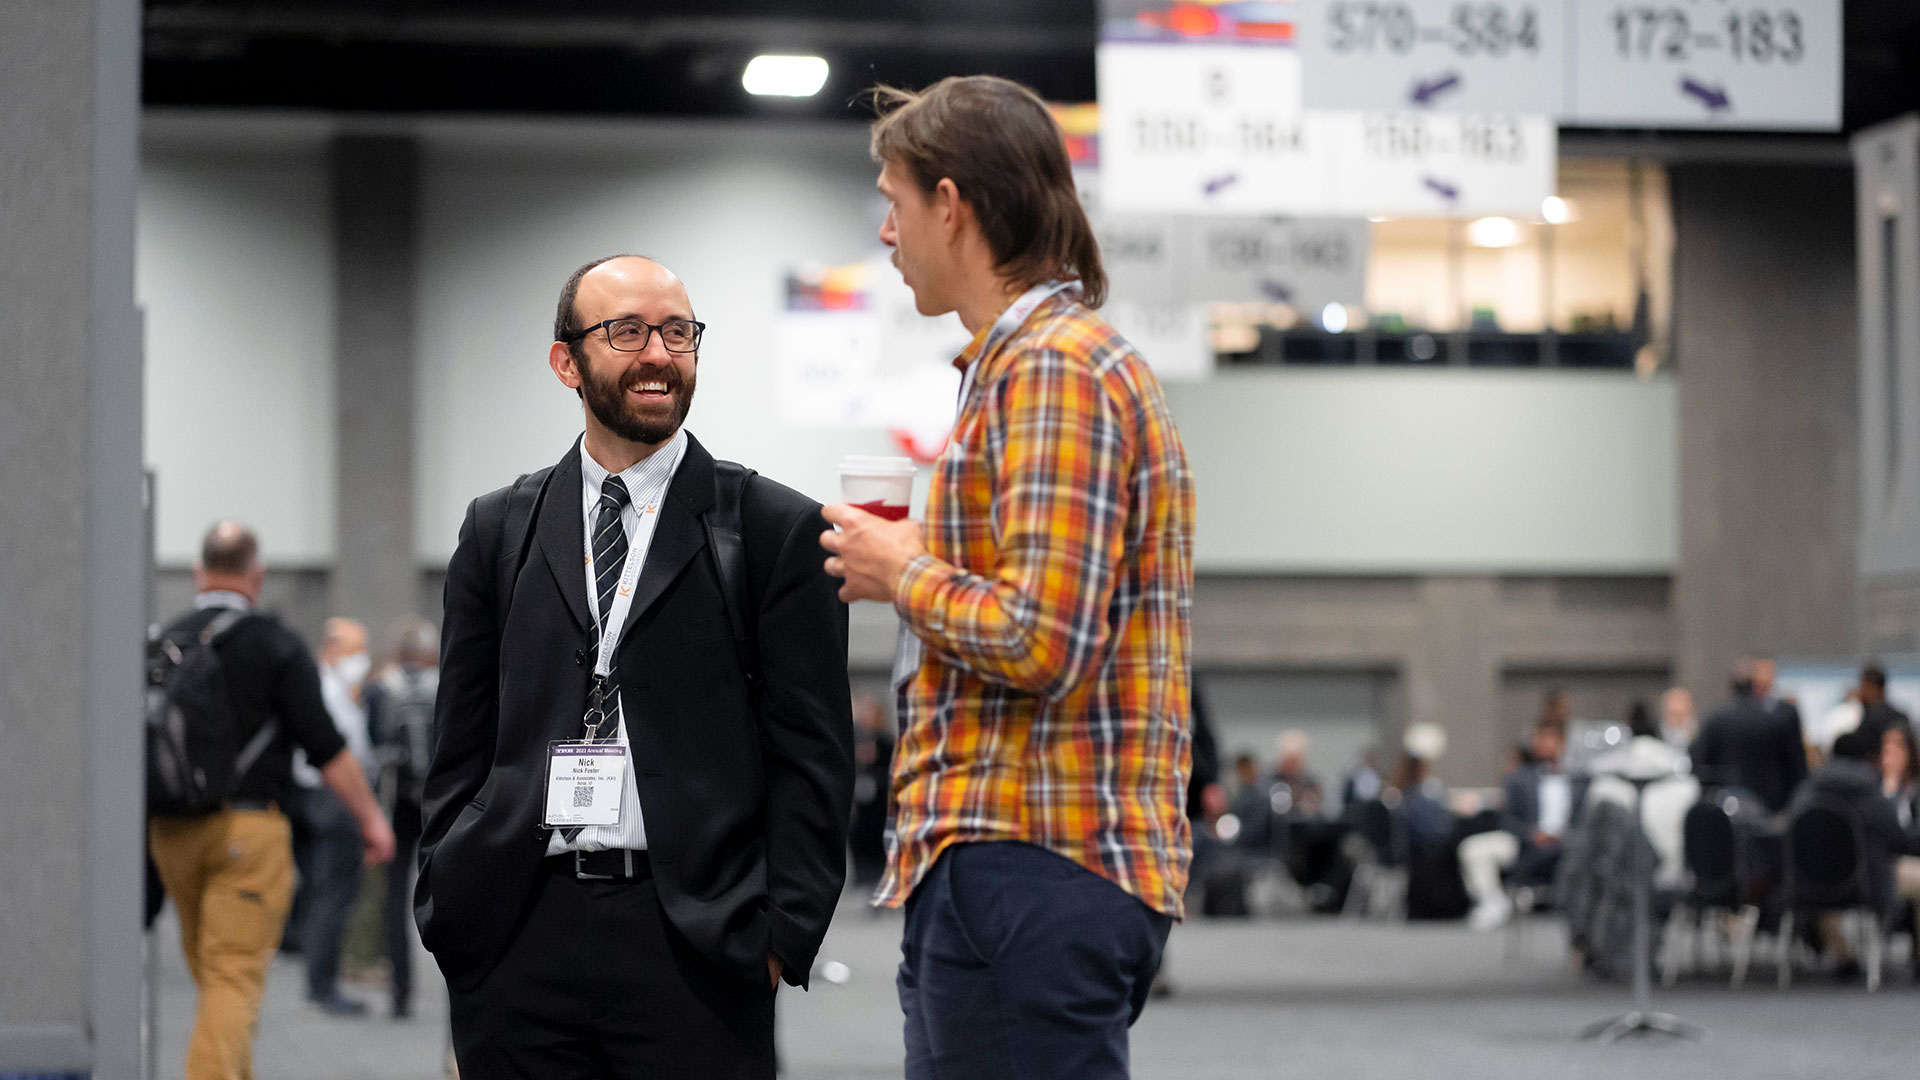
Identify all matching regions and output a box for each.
[565,317,706,353]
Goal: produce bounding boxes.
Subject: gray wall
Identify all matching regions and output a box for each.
[0,0,143,1073]
[139,115,1680,576]
[1671,163,1860,704]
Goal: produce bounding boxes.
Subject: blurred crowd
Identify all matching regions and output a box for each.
[1178,660,1920,986]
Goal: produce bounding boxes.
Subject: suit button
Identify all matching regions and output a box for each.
[573,649,586,667]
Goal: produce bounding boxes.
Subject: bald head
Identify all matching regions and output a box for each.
[194,521,264,601]
[200,521,258,575]
[554,254,692,352]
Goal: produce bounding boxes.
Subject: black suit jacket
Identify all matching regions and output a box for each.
[1692,693,1808,813]
[415,434,854,992]
[1499,764,1589,849]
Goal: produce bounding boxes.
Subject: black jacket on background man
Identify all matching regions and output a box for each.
[1692,692,1808,812]
[415,434,854,992]
[160,605,346,808]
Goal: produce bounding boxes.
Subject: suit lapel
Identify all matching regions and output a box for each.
[618,434,718,643]
[535,442,592,635]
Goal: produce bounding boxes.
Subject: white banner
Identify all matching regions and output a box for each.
[1296,0,1569,115]
[1097,43,1554,216]
[1568,0,1841,130]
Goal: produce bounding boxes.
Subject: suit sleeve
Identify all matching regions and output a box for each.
[755,503,855,988]
[419,498,500,872]
[1500,773,1534,840]
[1779,706,1809,792]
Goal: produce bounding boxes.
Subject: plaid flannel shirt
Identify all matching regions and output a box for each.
[876,286,1196,918]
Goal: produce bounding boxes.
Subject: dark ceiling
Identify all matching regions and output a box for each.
[145,0,1918,133]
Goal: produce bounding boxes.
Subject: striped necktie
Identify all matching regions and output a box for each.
[565,475,632,843]
[585,474,632,738]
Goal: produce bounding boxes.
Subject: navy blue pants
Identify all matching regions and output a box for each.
[298,786,364,1000]
[899,842,1172,1080]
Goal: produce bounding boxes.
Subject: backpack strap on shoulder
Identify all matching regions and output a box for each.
[199,607,250,646]
[704,461,762,701]
[494,466,556,627]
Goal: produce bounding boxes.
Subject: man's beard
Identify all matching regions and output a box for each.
[578,351,696,445]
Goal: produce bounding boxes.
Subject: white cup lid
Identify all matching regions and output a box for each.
[838,455,917,476]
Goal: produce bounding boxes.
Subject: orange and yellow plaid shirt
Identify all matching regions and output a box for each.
[876,283,1196,918]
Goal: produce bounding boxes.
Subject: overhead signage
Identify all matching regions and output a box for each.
[1567,0,1841,130]
[1097,42,1554,216]
[1094,212,1372,311]
[1295,0,1569,115]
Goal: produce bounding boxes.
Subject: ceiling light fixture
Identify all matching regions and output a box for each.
[1540,196,1576,225]
[1467,216,1521,248]
[743,54,829,97]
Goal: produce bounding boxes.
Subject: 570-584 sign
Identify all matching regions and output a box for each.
[1325,2,1547,60]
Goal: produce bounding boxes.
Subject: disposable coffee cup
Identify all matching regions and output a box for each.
[838,456,916,521]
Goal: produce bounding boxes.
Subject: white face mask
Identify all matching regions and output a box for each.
[334,651,371,686]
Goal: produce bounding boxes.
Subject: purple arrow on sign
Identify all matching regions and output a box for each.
[1259,280,1294,303]
[1423,176,1460,203]
[1680,76,1731,112]
[1202,173,1240,198]
[1410,72,1462,107]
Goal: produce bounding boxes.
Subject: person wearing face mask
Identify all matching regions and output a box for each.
[294,616,378,1016]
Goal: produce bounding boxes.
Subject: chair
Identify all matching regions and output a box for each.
[1778,797,1889,991]
[1341,796,1408,920]
[1661,799,1761,987]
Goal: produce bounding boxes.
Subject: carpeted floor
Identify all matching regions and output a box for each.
[154,899,1920,1080]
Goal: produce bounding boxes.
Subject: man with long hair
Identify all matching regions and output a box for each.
[822,76,1196,1079]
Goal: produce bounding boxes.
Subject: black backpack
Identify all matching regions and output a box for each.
[144,609,278,817]
[373,665,439,808]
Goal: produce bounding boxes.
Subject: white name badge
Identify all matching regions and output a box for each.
[543,741,628,828]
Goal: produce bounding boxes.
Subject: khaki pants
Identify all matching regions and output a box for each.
[149,808,295,1080]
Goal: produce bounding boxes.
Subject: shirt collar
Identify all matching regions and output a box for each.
[949,279,1082,376]
[579,428,689,509]
[194,590,253,613]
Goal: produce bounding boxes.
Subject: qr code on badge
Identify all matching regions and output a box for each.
[572,782,594,809]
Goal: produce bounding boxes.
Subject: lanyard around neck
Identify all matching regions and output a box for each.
[584,469,674,680]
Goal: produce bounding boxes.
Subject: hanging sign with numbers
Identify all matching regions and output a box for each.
[1092,210,1371,311]
[1097,42,1330,215]
[1296,0,1569,115]
[1568,0,1840,130]
[1097,42,1554,216]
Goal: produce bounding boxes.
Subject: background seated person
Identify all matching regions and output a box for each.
[1466,719,1586,929]
[1879,723,1920,974]
[1786,724,1920,980]
[1583,701,1700,889]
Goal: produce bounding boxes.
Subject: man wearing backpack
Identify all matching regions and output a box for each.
[148,521,395,1080]
[418,255,853,1079]
[363,614,440,1020]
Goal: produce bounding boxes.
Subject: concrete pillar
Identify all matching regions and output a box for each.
[331,135,421,643]
[1407,577,1503,786]
[0,0,144,1074]
[1853,117,1920,660]
[1671,163,1859,703]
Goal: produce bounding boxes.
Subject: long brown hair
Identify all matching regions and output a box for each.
[868,76,1107,307]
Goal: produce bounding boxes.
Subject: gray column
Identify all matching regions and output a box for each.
[332,135,421,643]
[1853,117,1920,659]
[0,0,143,1075]
[1671,163,1860,702]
